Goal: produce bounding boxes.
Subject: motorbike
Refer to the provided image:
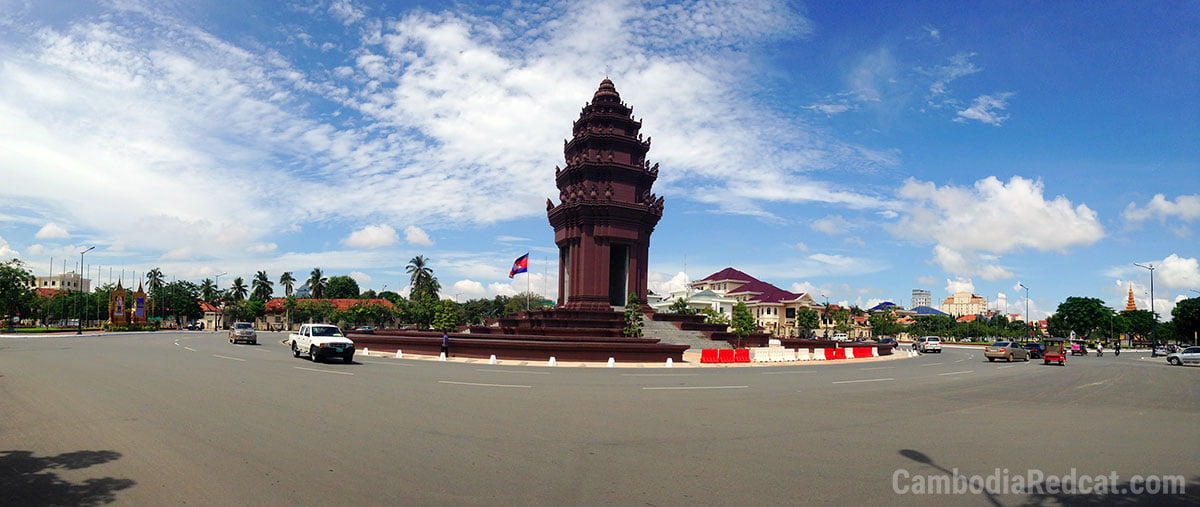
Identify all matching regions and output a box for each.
[1096,347,1104,357]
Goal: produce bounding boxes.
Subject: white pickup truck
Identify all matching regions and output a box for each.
[289,323,355,363]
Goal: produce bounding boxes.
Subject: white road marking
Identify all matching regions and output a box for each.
[476,369,551,375]
[643,385,749,390]
[920,362,944,367]
[831,378,894,384]
[362,360,411,366]
[294,366,354,376]
[998,365,1016,369]
[184,347,197,352]
[439,380,531,388]
[859,366,894,371]
[1075,380,1111,389]
[621,373,699,377]
[212,354,245,362]
[939,370,974,376]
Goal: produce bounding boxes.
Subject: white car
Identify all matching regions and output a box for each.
[1166,346,1200,366]
[914,336,942,353]
[289,324,355,363]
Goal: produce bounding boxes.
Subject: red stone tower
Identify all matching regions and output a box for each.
[547,79,663,310]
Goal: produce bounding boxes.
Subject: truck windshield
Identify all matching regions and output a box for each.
[311,326,342,337]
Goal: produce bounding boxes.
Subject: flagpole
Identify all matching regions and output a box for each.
[526,266,531,312]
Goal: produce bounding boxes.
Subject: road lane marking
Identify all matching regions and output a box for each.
[859,366,894,371]
[294,366,354,375]
[831,378,893,384]
[642,385,748,390]
[212,354,246,362]
[476,369,551,375]
[1075,380,1111,389]
[939,370,974,376]
[363,360,411,366]
[621,373,699,377]
[998,365,1016,369]
[920,362,944,367]
[439,380,531,388]
[184,347,197,352]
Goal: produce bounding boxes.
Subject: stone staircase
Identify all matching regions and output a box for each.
[642,318,730,350]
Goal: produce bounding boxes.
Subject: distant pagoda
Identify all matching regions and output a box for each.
[547,79,663,310]
[1125,285,1137,312]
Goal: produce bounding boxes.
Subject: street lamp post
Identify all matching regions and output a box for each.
[1018,283,1031,339]
[1134,263,1157,356]
[820,293,830,339]
[77,246,94,335]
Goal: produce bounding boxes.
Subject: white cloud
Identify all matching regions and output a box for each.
[0,236,19,258]
[349,270,372,285]
[404,225,433,246]
[803,103,852,115]
[247,242,277,253]
[342,224,398,248]
[945,277,975,294]
[955,92,1014,125]
[927,52,980,96]
[844,236,866,247]
[1123,194,1200,223]
[35,223,70,239]
[328,0,365,25]
[1156,254,1200,290]
[448,279,486,300]
[812,215,852,235]
[496,235,530,242]
[894,176,1102,278]
[794,242,809,252]
[916,275,939,286]
[648,271,690,297]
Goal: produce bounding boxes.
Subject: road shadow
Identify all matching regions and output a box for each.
[0,449,134,506]
[898,449,1199,506]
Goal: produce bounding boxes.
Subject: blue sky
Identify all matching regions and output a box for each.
[1,0,1197,320]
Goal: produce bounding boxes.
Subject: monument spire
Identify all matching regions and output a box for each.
[1125,284,1137,312]
[547,78,663,310]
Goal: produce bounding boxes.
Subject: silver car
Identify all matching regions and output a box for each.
[1166,346,1200,366]
[228,322,257,345]
[985,341,1029,362]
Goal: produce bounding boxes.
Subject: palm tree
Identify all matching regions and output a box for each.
[307,268,327,299]
[279,271,296,297]
[230,277,249,301]
[251,270,273,301]
[146,267,165,318]
[406,255,433,295]
[200,278,217,304]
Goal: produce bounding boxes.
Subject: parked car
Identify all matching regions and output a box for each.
[985,341,1029,362]
[228,322,257,345]
[354,326,376,334]
[1166,346,1200,366]
[914,336,942,353]
[1023,342,1045,359]
[878,338,898,348]
[289,323,354,363]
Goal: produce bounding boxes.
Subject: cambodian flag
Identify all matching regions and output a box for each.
[508,253,529,278]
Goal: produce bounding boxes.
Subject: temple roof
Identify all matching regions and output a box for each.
[592,78,620,101]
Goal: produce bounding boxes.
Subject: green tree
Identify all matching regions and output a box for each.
[1170,298,1200,344]
[623,293,644,337]
[325,275,360,299]
[504,292,552,315]
[731,301,756,347]
[229,277,248,301]
[360,289,377,299]
[431,299,459,332]
[868,309,903,337]
[279,271,296,297]
[307,268,327,299]
[1121,309,1155,340]
[1053,297,1110,338]
[1046,313,1069,338]
[251,270,274,301]
[668,298,695,315]
[406,255,433,292]
[831,308,852,334]
[145,267,165,318]
[0,259,36,330]
[699,307,729,326]
[200,278,217,304]
[794,308,820,338]
[160,280,202,327]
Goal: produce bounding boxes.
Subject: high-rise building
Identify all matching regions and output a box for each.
[940,291,989,317]
[911,289,931,309]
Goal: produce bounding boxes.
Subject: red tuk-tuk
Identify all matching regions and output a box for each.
[1043,337,1067,365]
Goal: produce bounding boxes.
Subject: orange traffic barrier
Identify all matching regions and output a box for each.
[734,349,751,363]
[701,349,719,363]
[853,347,874,359]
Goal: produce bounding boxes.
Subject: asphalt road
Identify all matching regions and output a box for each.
[2,332,1198,505]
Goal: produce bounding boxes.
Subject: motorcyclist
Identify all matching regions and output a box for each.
[1096,343,1104,357]
[1114,342,1121,356]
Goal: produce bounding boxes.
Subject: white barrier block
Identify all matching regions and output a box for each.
[769,349,784,362]
[362,347,369,355]
[549,356,557,367]
[751,347,770,363]
[607,357,615,368]
[395,349,403,358]
[812,348,826,360]
[871,347,879,358]
[489,354,497,365]
[665,358,673,368]
[782,349,796,362]
[797,349,811,361]
[439,352,446,361]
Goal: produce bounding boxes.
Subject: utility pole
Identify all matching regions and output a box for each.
[1134,263,1157,356]
[77,246,94,335]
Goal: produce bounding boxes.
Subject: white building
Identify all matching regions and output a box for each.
[940,291,988,317]
[27,272,91,293]
[911,289,931,309]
